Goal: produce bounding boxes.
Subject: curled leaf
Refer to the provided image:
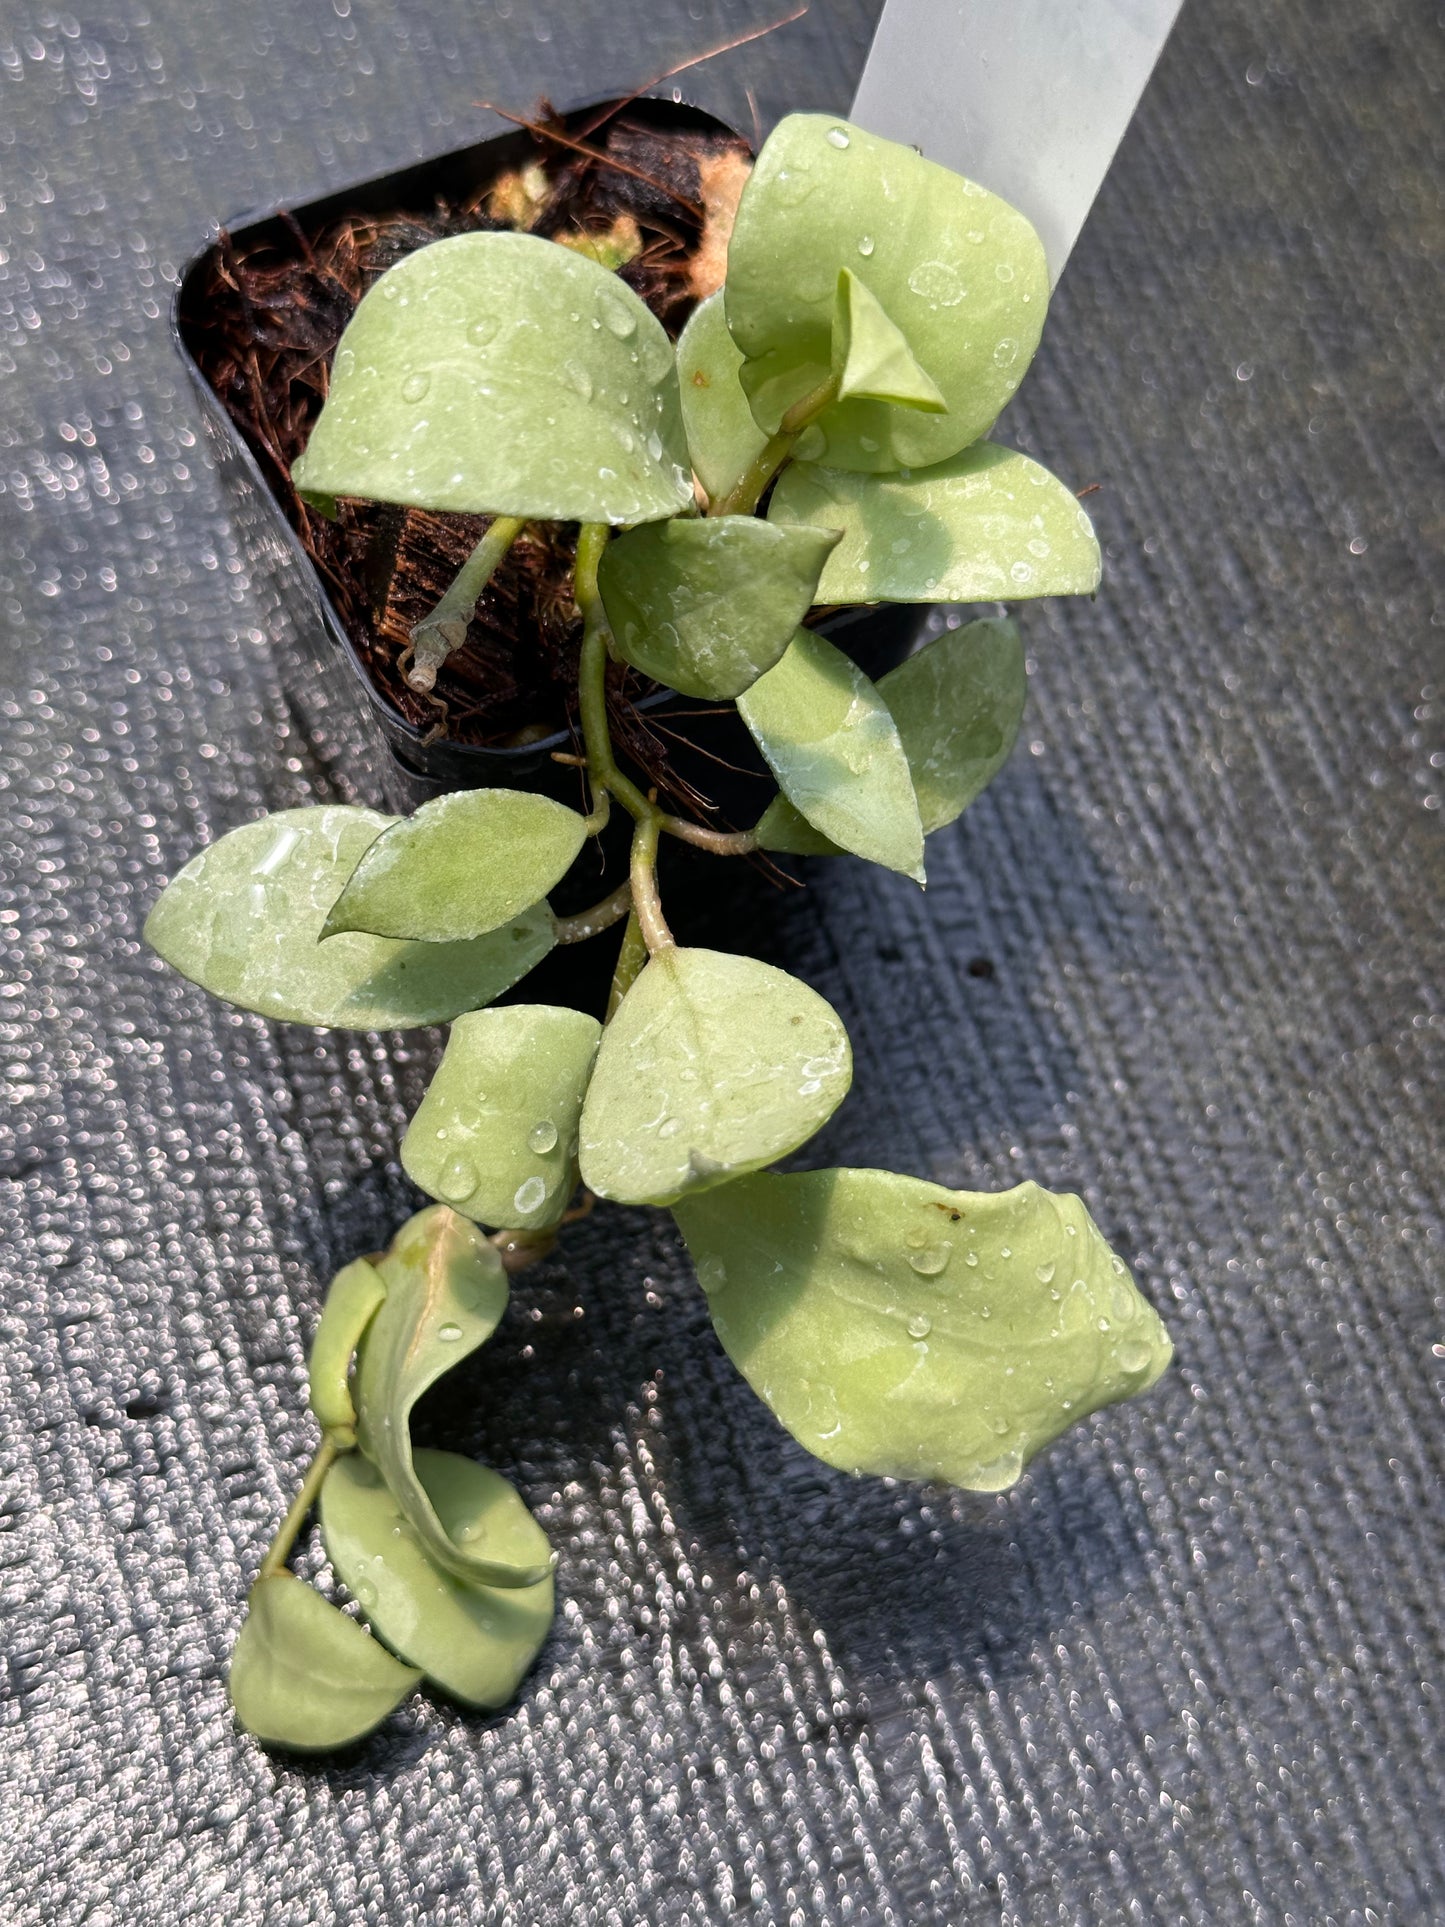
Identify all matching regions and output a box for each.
[756,615,1027,853]
[674,1169,1172,1492]
[354,1207,551,1590]
[321,790,587,943]
[578,947,852,1207]
[144,806,555,1028]
[598,517,839,700]
[738,629,924,881]
[770,443,1101,603]
[292,230,692,525]
[832,267,946,412]
[401,1004,601,1230]
[676,290,770,503]
[229,1575,419,1752]
[726,114,1047,471]
[321,1450,554,1708]
[308,1256,387,1449]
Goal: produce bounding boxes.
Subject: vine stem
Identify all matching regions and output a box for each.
[607,909,648,1018]
[257,1436,342,1583]
[406,515,525,692]
[708,371,842,516]
[552,880,633,945]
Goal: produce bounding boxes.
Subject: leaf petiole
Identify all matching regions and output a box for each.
[258,1435,344,1583]
[406,514,526,693]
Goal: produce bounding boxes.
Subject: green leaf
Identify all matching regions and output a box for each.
[144,806,555,1028]
[308,1256,387,1449]
[229,1575,419,1752]
[770,443,1101,602]
[756,615,1027,853]
[676,290,770,503]
[321,1449,554,1709]
[578,947,852,1207]
[401,1004,602,1230]
[597,517,840,701]
[737,629,924,881]
[354,1206,551,1590]
[725,114,1047,472]
[291,230,693,525]
[832,268,946,412]
[674,1169,1172,1492]
[322,790,587,943]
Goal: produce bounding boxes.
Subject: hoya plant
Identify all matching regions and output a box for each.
[148,114,1172,1751]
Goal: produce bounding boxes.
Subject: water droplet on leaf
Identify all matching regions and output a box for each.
[527,1120,559,1154]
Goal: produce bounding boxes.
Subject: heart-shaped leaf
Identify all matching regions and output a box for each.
[770,444,1101,602]
[832,268,945,412]
[737,629,924,881]
[401,1004,602,1230]
[307,1256,387,1449]
[676,290,770,503]
[291,230,693,525]
[674,1169,1172,1492]
[578,947,852,1206]
[353,1206,551,1589]
[229,1575,420,1752]
[725,114,1047,471]
[757,615,1027,853]
[321,1449,554,1709]
[322,790,587,943]
[144,807,555,1028]
[597,517,840,701]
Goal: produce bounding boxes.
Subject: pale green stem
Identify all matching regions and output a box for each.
[658,814,757,856]
[257,1436,342,1583]
[406,514,525,692]
[551,880,633,945]
[628,812,672,954]
[708,371,842,517]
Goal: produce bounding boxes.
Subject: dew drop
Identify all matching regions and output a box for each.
[335,346,356,379]
[906,1311,932,1339]
[908,1245,950,1276]
[826,126,851,148]
[437,1322,462,1343]
[992,337,1019,369]
[1119,1339,1154,1373]
[964,1250,979,1267]
[527,1119,559,1154]
[857,234,875,256]
[467,315,500,347]
[401,372,431,403]
[907,260,965,307]
[563,361,593,400]
[972,1449,1023,1492]
[998,1246,1012,1260]
[600,293,637,339]
[905,1228,928,1250]
[995,261,1016,284]
[436,1155,476,1204]
[513,1175,548,1215]
[1035,1260,1056,1285]
[1097,1317,1112,1333]
[990,1415,1011,1436]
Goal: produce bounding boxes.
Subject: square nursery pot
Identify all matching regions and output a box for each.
[175,95,928,831]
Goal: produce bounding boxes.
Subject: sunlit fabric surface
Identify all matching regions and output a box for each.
[1,1,1441,1920]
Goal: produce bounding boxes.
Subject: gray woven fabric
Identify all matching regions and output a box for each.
[2,0,1442,1920]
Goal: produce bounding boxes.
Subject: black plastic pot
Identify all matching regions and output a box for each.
[174,97,927,819]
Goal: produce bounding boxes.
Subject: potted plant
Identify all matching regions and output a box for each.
[150,106,1172,1751]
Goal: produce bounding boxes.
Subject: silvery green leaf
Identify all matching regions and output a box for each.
[307,1256,387,1449]
[597,517,839,701]
[676,290,770,502]
[737,629,924,881]
[578,947,852,1207]
[228,1575,419,1752]
[832,267,946,412]
[144,806,555,1028]
[756,615,1026,852]
[725,114,1047,471]
[291,230,693,524]
[674,1169,1172,1491]
[770,443,1100,602]
[401,1004,601,1231]
[321,1449,554,1709]
[321,790,587,943]
[353,1206,550,1590]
